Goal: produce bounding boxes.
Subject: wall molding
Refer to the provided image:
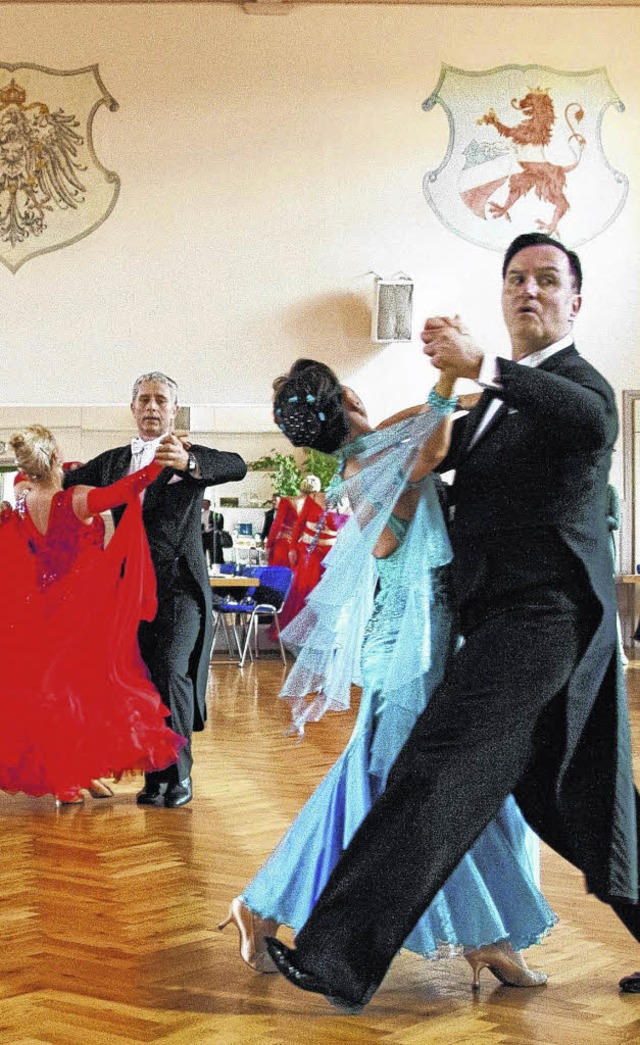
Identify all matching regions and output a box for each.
[0,404,277,435]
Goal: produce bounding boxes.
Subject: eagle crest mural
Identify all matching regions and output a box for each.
[422,65,627,251]
[0,63,119,273]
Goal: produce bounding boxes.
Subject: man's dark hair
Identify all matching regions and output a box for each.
[502,233,582,293]
[273,358,350,454]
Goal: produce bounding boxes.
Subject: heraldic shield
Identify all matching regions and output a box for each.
[422,65,627,252]
[0,63,119,273]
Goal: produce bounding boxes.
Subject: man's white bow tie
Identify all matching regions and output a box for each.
[131,436,161,456]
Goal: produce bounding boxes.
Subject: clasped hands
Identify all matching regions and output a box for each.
[154,430,192,472]
[421,314,484,382]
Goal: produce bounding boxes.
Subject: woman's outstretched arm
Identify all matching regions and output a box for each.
[377,372,458,482]
[71,462,163,521]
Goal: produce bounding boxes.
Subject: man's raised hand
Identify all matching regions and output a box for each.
[421,314,483,380]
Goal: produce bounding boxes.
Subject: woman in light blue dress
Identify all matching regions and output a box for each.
[220,358,556,988]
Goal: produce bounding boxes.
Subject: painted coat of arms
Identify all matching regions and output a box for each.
[423,65,626,251]
[0,63,119,272]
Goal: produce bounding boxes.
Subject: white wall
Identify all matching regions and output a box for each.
[0,4,638,497]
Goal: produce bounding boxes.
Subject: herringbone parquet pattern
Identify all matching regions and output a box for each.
[1,655,639,1044]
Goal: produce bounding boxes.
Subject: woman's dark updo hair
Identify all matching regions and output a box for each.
[273,359,350,454]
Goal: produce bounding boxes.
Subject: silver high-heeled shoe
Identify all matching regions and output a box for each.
[55,790,84,807]
[218,896,278,973]
[464,940,548,990]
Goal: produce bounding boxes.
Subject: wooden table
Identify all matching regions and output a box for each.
[616,575,640,654]
[210,575,255,588]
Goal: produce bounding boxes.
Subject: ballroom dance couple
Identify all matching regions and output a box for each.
[220,233,640,1004]
[0,372,246,808]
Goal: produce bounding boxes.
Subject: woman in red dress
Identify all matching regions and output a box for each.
[276,478,348,631]
[266,490,308,567]
[0,425,183,806]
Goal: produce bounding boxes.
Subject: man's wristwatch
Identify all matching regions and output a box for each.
[187,452,197,473]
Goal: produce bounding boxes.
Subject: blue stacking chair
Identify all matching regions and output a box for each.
[210,569,258,659]
[236,565,293,668]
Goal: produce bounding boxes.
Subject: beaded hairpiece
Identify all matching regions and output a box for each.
[275,391,327,444]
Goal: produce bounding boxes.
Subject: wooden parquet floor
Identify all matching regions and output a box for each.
[1,655,640,1044]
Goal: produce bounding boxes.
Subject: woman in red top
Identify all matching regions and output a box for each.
[0,425,183,806]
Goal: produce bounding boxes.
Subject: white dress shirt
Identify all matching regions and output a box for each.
[471,332,575,447]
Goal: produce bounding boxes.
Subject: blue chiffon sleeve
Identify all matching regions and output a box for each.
[279,407,453,734]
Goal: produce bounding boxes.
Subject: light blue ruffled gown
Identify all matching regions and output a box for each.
[243,470,556,957]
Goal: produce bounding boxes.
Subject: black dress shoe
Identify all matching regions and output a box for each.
[136,781,168,806]
[619,971,640,993]
[264,937,370,1014]
[164,777,192,808]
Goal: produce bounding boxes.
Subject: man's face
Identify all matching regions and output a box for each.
[502,244,581,358]
[131,379,177,439]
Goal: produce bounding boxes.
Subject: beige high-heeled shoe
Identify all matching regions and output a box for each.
[218,896,279,973]
[464,940,548,990]
[88,779,115,799]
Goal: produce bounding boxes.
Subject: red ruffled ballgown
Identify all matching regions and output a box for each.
[0,478,183,798]
[275,498,349,632]
[266,497,303,567]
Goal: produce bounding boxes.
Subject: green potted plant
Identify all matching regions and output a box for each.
[301,448,338,491]
[248,451,303,497]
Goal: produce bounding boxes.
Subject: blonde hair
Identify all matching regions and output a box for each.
[9,425,59,481]
[300,474,321,494]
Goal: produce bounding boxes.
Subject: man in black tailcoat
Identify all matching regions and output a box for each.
[260,495,279,544]
[65,372,247,808]
[201,498,215,567]
[266,234,640,1006]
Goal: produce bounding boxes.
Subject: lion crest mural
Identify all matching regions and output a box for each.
[423,65,626,251]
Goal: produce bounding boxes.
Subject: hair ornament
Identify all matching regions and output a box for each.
[275,401,323,446]
[273,358,351,453]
